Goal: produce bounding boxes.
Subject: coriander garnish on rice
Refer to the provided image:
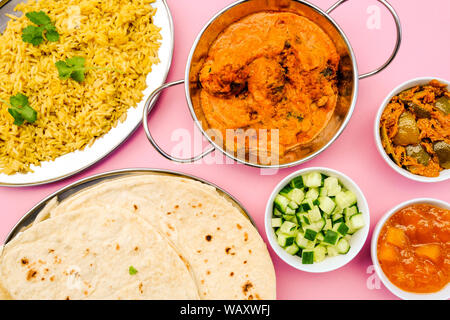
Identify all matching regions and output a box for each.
[21,11,59,46]
[0,93,37,126]
[55,56,123,83]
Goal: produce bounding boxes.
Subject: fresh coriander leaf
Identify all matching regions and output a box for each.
[22,11,60,45]
[55,56,121,83]
[21,25,44,46]
[55,57,86,83]
[6,93,38,125]
[71,70,85,83]
[8,109,24,126]
[55,60,73,79]
[26,11,51,26]
[10,93,29,108]
[129,266,138,275]
[45,28,60,42]
[66,56,86,68]
[19,104,38,123]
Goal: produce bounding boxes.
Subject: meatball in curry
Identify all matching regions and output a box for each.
[198,11,340,163]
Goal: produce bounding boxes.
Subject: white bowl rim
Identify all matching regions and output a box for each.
[264,167,370,273]
[370,197,450,300]
[374,76,450,183]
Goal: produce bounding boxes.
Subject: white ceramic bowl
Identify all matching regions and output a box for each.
[264,167,370,273]
[374,76,450,183]
[371,198,450,300]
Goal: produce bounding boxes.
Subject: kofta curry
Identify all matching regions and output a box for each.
[199,12,340,163]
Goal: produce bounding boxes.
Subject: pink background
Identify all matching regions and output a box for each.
[1,0,449,300]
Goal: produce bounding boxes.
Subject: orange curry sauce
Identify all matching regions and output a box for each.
[199,12,340,157]
[377,204,450,293]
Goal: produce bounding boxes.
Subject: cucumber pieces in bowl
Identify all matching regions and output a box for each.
[272,171,365,264]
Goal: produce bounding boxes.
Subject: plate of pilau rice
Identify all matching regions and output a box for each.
[0,0,173,186]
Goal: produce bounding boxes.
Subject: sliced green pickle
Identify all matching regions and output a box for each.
[393,112,420,146]
[406,144,431,166]
[435,96,450,115]
[433,141,450,169]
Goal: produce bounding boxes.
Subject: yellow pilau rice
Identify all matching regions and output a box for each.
[0,0,161,174]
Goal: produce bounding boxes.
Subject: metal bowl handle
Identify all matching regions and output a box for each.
[327,0,402,80]
[142,80,215,163]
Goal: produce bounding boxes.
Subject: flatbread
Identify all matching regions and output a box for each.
[0,206,199,300]
[0,249,11,300]
[45,174,276,300]
[0,281,11,300]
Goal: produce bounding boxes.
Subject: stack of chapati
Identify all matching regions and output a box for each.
[0,174,276,300]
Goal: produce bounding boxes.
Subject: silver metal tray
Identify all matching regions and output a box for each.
[0,0,174,187]
[4,168,255,243]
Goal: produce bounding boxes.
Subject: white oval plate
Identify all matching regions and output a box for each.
[0,0,174,186]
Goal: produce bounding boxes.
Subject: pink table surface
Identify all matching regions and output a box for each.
[1,0,449,300]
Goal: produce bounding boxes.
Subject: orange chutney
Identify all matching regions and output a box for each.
[377,204,450,293]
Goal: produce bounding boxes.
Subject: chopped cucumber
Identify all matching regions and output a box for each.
[280,221,297,235]
[275,228,283,237]
[331,205,343,216]
[336,238,350,254]
[319,187,328,197]
[309,219,325,232]
[274,194,290,213]
[271,218,282,228]
[304,172,322,188]
[290,176,304,189]
[296,233,315,249]
[335,190,357,208]
[308,206,322,222]
[333,217,344,225]
[333,222,349,236]
[348,213,365,231]
[313,245,327,263]
[295,213,303,225]
[288,201,298,210]
[285,206,296,215]
[305,188,319,200]
[304,229,317,241]
[279,185,293,197]
[343,206,358,220]
[324,218,332,231]
[300,214,310,225]
[318,196,336,214]
[277,234,294,247]
[302,250,314,264]
[301,199,314,212]
[283,214,296,223]
[316,232,325,242]
[285,243,300,255]
[323,230,340,246]
[273,208,282,217]
[272,171,364,265]
[324,177,341,196]
[332,213,343,222]
[286,188,305,204]
[327,246,339,257]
